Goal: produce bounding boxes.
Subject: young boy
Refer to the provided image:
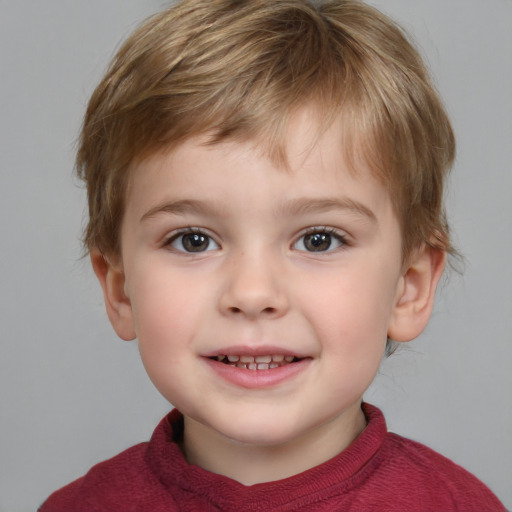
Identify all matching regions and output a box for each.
[40,0,506,510]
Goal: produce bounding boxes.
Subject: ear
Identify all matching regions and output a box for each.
[387,246,446,342]
[90,248,136,341]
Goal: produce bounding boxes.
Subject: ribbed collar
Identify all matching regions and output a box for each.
[146,403,387,511]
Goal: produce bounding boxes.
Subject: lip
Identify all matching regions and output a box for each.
[202,345,312,389]
[202,345,309,359]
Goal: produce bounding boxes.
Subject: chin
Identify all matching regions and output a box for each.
[215,416,306,447]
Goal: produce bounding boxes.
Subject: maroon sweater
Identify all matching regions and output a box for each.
[39,404,505,511]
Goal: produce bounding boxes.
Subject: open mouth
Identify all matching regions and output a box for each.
[210,354,302,370]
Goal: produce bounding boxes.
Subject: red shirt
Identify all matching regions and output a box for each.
[39,404,505,511]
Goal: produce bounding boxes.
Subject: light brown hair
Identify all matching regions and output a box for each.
[77,0,455,262]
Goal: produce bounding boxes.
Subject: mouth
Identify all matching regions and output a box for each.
[204,349,311,388]
[209,354,302,370]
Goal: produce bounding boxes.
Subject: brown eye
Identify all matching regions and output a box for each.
[182,233,209,252]
[169,231,219,253]
[293,229,347,253]
[303,232,332,252]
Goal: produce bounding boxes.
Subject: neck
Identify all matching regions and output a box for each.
[182,406,367,485]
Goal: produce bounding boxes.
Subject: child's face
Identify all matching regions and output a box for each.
[112,110,408,451]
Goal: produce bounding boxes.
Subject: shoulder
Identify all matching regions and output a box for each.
[351,404,506,511]
[39,410,185,512]
[38,442,168,512]
[375,431,506,511]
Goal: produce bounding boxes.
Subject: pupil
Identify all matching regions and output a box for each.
[305,233,331,251]
[184,233,208,252]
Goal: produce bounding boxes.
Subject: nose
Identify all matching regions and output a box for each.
[218,251,289,319]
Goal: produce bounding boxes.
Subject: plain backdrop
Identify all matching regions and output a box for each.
[1,1,511,510]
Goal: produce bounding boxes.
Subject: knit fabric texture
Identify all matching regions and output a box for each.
[39,403,506,511]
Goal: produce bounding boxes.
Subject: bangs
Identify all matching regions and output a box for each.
[77,0,454,261]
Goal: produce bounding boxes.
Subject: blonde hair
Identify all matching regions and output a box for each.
[77,0,455,261]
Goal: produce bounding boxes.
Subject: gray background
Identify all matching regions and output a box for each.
[1,1,511,510]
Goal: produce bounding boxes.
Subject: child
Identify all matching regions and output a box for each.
[40,0,506,510]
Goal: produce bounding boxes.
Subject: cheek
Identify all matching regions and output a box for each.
[128,265,209,351]
[301,263,398,358]
[126,268,211,402]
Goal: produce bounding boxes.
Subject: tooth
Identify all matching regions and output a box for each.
[240,355,255,363]
[216,355,224,361]
[236,363,247,369]
[272,355,284,362]
[269,363,279,369]
[255,355,271,363]
[248,363,257,370]
[227,355,240,362]
[284,356,294,362]
[257,363,269,370]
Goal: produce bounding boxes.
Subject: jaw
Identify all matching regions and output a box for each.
[182,396,368,486]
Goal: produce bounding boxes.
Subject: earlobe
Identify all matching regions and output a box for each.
[90,248,136,341]
[387,247,446,342]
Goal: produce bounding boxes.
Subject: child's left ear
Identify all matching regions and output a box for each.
[387,246,446,342]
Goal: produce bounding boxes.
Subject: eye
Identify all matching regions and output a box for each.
[166,229,220,253]
[293,228,347,253]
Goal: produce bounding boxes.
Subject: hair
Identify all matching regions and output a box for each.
[77,0,455,265]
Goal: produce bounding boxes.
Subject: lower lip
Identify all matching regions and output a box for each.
[203,357,311,389]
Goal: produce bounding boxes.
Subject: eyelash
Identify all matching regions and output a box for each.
[162,226,349,254]
[293,227,349,253]
[163,227,219,253]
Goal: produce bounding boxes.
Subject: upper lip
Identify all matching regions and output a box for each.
[202,345,310,359]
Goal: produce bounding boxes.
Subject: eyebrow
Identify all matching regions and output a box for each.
[140,197,377,223]
[140,199,223,222]
[278,197,377,223]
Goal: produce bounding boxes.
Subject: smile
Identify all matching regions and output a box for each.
[205,352,310,389]
[212,354,300,370]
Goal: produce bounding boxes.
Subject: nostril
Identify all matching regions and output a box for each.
[227,306,277,315]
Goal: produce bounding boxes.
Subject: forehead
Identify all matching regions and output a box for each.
[132,107,366,183]
[124,108,395,228]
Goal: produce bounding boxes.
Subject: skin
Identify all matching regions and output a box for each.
[92,108,445,485]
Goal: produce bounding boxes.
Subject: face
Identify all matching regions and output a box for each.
[114,110,408,456]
